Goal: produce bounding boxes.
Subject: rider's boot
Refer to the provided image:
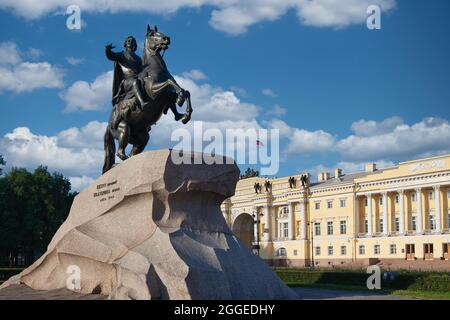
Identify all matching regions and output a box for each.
[133,81,148,111]
[116,122,129,161]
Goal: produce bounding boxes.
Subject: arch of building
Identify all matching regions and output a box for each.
[231,213,254,250]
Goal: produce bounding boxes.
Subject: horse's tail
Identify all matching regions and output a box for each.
[102,125,115,174]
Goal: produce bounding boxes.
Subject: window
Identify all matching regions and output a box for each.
[293,250,298,256]
[281,207,288,215]
[364,198,368,206]
[328,246,333,256]
[379,197,383,205]
[364,219,368,233]
[315,202,320,210]
[276,248,286,257]
[411,193,416,202]
[281,222,289,238]
[429,215,436,230]
[314,222,321,236]
[390,244,397,255]
[447,190,450,198]
[379,219,384,233]
[359,245,365,255]
[327,200,333,209]
[340,199,346,208]
[429,191,434,200]
[374,245,381,255]
[411,216,417,231]
[340,246,347,256]
[315,247,321,256]
[327,221,333,235]
[395,217,400,232]
[395,195,399,204]
[340,220,347,235]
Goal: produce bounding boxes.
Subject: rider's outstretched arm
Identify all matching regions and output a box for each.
[105,44,121,61]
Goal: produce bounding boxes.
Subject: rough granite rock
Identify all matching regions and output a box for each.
[0,149,297,300]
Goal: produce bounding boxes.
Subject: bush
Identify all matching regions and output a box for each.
[274,268,450,292]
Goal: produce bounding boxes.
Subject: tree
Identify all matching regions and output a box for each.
[0,166,76,267]
[240,167,259,179]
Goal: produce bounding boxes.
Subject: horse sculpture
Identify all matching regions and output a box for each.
[102,25,192,173]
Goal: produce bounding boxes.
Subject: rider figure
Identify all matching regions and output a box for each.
[105,36,148,118]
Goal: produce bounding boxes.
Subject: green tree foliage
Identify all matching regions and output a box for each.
[0,165,76,267]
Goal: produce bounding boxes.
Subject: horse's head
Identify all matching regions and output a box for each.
[144,24,170,54]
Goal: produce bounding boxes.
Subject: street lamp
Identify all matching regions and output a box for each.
[307,221,315,269]
[252,210,264,256]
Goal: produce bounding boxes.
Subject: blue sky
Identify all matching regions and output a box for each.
[0,0,450,190]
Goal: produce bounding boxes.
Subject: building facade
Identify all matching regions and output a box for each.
[222,154,450,270]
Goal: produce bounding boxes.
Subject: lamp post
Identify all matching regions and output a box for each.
[252,210,263,256]
[307,221,315,269]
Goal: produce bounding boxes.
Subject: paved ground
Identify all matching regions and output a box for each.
[292,287,418,300]
[0,284,419,300]
[0,284,106,300]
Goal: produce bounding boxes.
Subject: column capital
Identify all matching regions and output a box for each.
[433,185,441,191]
[397,189,404,195]
[381,191,388,196]
[414,187,422,192]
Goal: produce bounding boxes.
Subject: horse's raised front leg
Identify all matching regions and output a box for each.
[116,121,130,161]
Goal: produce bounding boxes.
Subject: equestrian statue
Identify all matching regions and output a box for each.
[102,25,193,173]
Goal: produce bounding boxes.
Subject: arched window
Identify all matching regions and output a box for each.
[276,247,287,257]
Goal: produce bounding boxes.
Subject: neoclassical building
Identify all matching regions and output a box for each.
[221,154,450,270]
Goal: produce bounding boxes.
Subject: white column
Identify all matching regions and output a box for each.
[300,200,306,240]
[263,205,270,241]
[399,190,405,235]
[270,206,276,240]
[277,222,281,240]
[415,188,423,234]
[252,209,258,243]
[367,194,373,236]
[382,192,388,236]
[355,196,360,235]
[434,185,442,233]
[288,202,295,240]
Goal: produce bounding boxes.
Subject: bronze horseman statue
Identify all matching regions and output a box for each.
[102,25,193,173]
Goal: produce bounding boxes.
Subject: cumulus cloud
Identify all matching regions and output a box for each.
[0,123,104,179]
[0,41,64,93]
[262,88,277,97]
[66,56,85,66]
[266,105,286,117]
[0,0,397,35]
[60,70,113,112]
[338,117,450,161]
[69,175,95,191]
[182,69,207,81]
[276,116,450,165]
[305,159,396,181]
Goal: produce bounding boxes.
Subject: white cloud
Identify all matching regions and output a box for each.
[66,56,85,66]
[0,0,397,35]
[262,88,277,97]
[266,104,286,117]
[338,117,450,162]
[305,159,396,180]
[350,116,404,137]
[69,175,95,191]
[0,41,64,93]
[182,69,207,81]
[60,70,113,112]
[0,123,104,179]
